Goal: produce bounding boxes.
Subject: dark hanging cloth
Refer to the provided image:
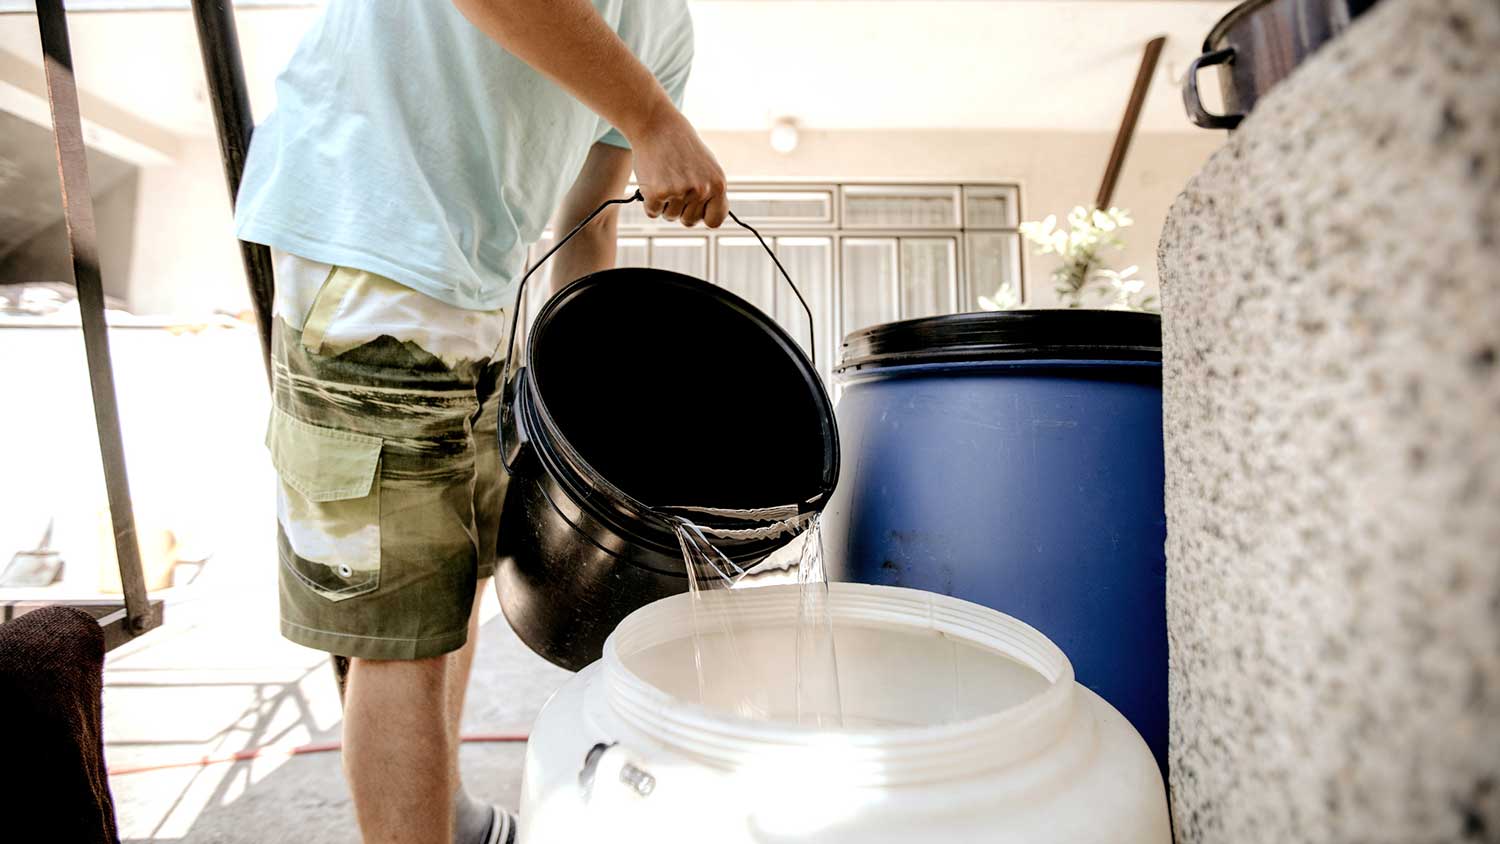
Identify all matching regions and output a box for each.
[0,606,119,843]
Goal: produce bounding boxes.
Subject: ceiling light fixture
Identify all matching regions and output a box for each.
[769,117,799,155]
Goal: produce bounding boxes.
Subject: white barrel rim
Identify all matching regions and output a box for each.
[600,582,1077,787]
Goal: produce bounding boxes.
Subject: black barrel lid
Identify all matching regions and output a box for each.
[838,310,1161,372]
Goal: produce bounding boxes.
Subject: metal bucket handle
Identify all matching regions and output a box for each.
[503,190,815,380]
[500,190,817,476]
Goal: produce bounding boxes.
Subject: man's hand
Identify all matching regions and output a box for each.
[629,106,727,228]
[450,0,726,228]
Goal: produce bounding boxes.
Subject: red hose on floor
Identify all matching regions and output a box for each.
[108,733,530,776]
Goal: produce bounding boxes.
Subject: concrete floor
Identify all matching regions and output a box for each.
[103,548,571,843]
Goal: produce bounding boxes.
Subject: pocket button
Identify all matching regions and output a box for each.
[338,564,353,578]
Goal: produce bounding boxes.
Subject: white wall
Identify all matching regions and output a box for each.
[703,128,1226,307]
[89,127,1224,315]
[3,1,1233,315]
[0,134,250,317]
[123,139,248,316]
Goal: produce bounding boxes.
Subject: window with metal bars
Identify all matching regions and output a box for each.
[524,182,1023,383]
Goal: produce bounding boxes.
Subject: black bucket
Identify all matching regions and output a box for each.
[496,194,839,670]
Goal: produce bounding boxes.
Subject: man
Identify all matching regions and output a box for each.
[234,2,725,842]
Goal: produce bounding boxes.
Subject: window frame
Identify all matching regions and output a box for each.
[615,181,1026,307]
[531,181,1026,382]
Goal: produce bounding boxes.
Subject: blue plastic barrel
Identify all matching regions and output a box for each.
[822,310,1167,774]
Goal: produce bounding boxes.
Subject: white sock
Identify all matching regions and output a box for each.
[453,788,494,844]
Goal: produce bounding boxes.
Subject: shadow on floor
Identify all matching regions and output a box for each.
[109,594,570,844]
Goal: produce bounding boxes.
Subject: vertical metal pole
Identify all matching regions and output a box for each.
[189,0,274,379]
[1096,36,1166,210]
[34,0,151,636]
[187,0,349,699]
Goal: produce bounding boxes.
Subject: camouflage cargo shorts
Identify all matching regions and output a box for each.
[266,254,510,660]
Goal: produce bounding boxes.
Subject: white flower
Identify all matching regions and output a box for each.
[1017,206,1142,307]
[979,284,1021,311]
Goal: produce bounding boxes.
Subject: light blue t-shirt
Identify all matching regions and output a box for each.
[235,0,693,311]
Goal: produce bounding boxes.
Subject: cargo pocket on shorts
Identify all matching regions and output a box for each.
[266,406,383,602]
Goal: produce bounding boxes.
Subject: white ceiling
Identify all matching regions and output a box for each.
[0,0,1232,148]
[685,1,1230,131]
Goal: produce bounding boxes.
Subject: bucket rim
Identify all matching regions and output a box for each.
[517,268,840,556]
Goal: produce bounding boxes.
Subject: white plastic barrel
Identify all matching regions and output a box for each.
[519,583,1168,843]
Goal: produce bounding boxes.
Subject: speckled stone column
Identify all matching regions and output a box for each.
[1158,1,1500,841]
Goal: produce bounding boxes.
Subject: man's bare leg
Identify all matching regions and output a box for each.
[447,579,493,842]
[447,578,487,778]
[344,653,453,844]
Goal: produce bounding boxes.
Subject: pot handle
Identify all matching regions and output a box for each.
[1183,47,1244,130]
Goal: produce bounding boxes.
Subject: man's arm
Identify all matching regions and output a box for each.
[450,0,726,228]
[546,143,635,294]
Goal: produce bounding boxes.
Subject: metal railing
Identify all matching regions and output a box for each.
[14,0,341,685]
[189,0,275,374]
[3,0,167,649]
[184,0,353,693]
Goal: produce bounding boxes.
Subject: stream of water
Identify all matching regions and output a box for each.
[672,515,844,727]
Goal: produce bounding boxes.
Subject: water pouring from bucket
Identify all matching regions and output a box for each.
[493,192,842,694]
[671,513,845,726]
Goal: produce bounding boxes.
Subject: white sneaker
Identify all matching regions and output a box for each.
[484,807,516,844]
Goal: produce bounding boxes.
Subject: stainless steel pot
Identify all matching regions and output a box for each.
[1183,0,1382,130]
